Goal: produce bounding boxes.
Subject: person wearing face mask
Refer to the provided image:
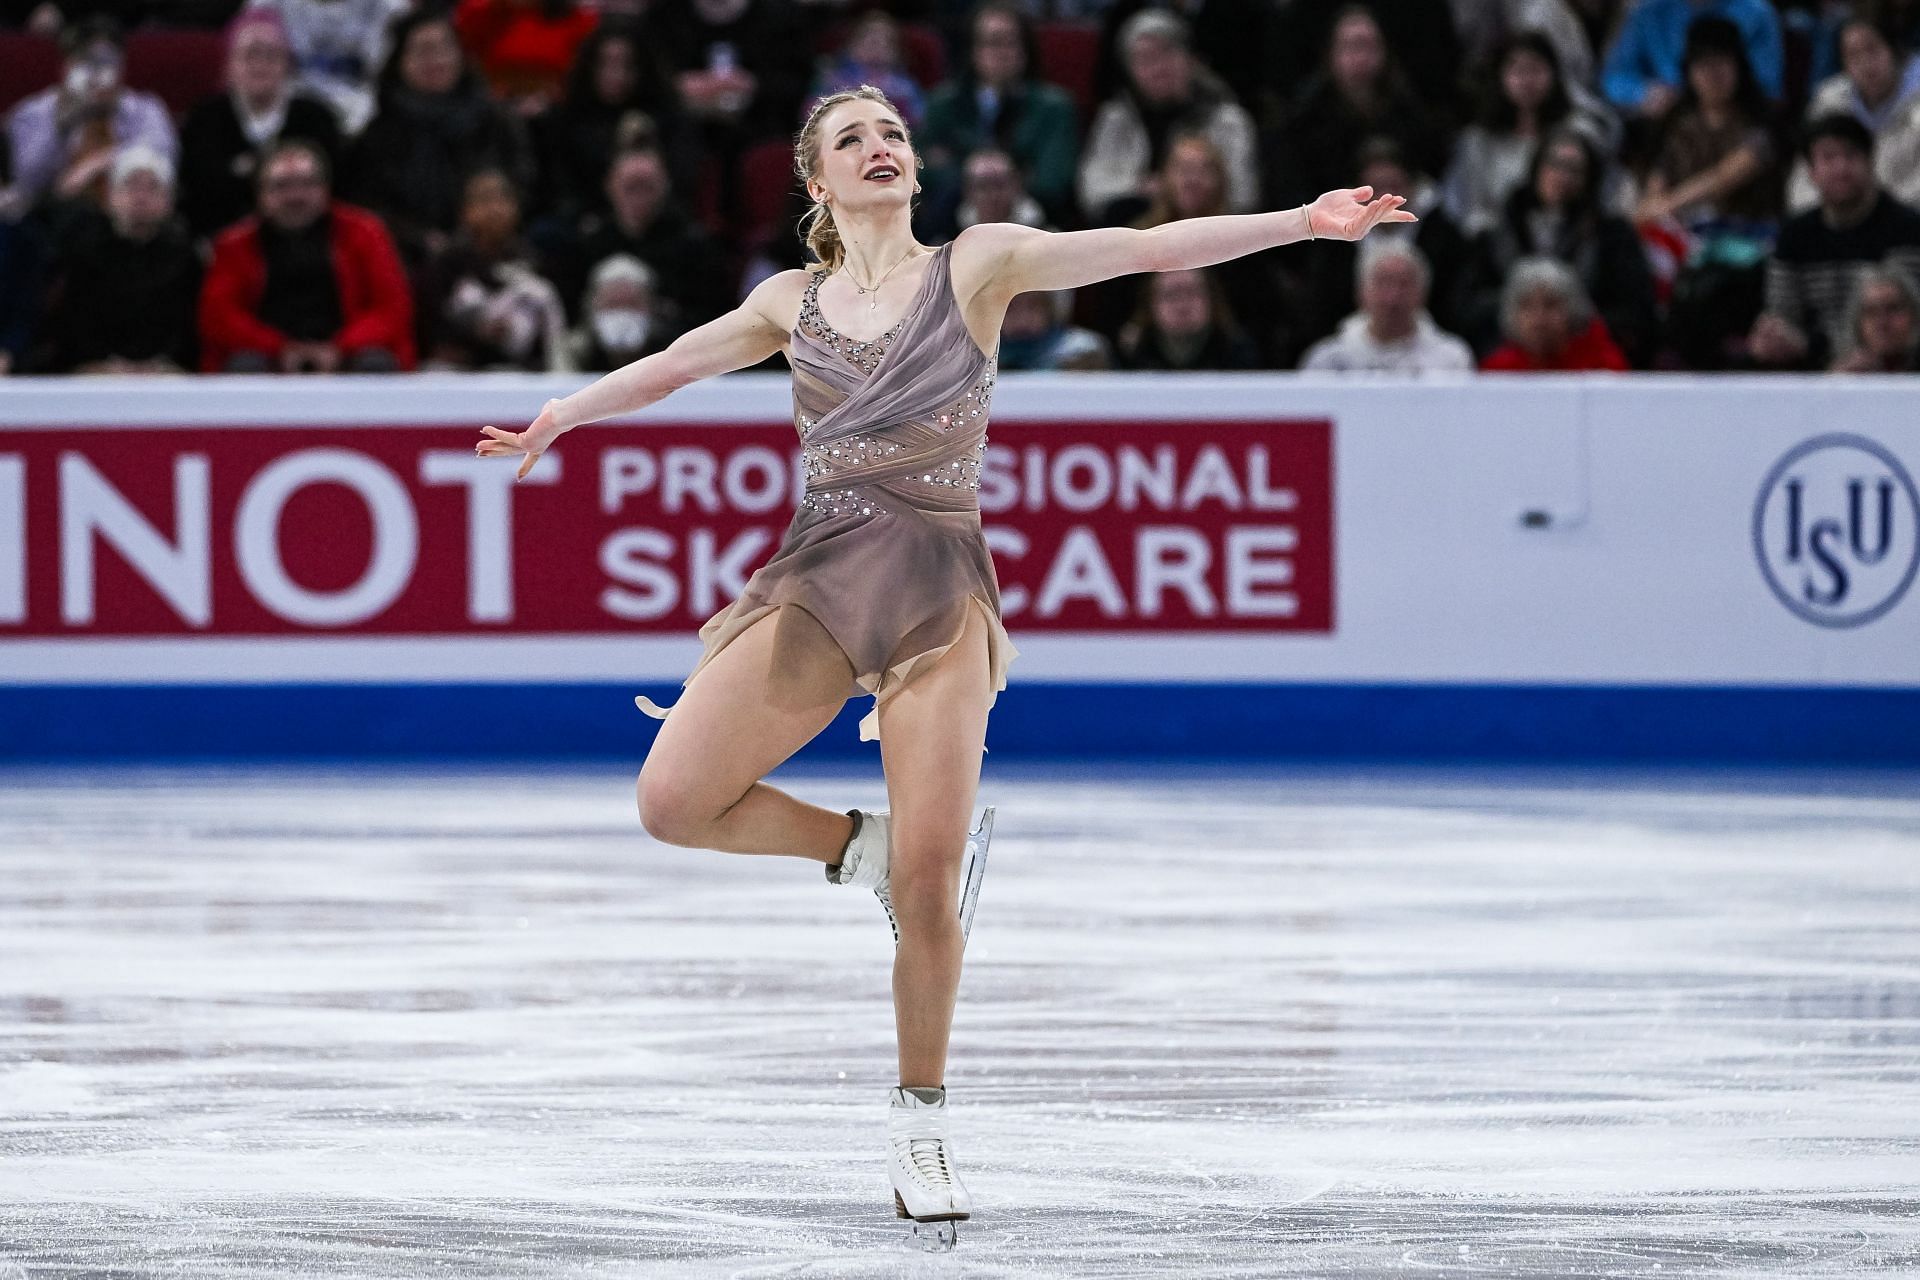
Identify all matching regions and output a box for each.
[566,253,678,371]
[1,16,176,219]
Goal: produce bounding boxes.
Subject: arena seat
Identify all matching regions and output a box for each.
[1034,21,1099,122]
[124,28,227,117]
[0,33,62,114]
[735,137,796,243]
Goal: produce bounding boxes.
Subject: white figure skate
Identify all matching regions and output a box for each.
[828,806,996,945]
[887,1085,971,1250]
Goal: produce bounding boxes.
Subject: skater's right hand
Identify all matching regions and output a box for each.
[476,398,567,479]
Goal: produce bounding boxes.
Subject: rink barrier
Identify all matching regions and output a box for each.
[1,373,1915,762]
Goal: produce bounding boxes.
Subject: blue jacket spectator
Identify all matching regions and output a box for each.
[1602,0,1783,115]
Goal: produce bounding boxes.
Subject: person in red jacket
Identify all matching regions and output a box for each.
[1480,255,1630,371]
[199,139,416,373]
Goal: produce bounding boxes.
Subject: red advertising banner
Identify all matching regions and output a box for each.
[0,419,1331,635]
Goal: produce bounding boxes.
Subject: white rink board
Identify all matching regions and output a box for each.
[1,372,1915,688]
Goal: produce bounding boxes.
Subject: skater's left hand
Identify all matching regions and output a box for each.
[1306,187,1417,242]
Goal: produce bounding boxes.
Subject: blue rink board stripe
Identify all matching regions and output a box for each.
[1,683,1915,763]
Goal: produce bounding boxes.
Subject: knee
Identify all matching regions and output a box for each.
[635,772,707,846]
[888,847,961,930]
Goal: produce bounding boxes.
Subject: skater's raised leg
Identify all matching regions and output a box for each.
[636,606,856,862]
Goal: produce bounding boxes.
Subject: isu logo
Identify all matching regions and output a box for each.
[1753,433,1919,628]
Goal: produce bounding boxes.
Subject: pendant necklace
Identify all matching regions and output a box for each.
[843,245,923,314]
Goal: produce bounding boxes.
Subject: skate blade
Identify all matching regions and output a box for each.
[958,805,994,943]
[894,1191,966,1250]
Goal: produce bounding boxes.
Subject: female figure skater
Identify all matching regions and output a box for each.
[477,84,1411,1247]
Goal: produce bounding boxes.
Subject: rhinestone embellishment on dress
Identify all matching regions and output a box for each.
[800,270,909,375]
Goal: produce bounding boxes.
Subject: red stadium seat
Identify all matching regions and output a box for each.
[1034,20,1099,123]
[0,33,62,114]
[124,29,227,117]
[736,137,796,242]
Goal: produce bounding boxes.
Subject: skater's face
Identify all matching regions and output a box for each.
[809,101,917,213]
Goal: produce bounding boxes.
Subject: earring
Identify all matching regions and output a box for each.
[913,182,922,192]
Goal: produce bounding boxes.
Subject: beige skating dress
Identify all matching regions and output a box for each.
[636,240,1018,742]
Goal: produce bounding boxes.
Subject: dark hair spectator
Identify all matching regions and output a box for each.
[1472,124,1658,364]
[1078,9,1257,226]
[248,0,412,135]
[178,8,344,240]
[1261,0,1464,127]
[807,11,927,128]
[1601,0,1782,119]
[1,14,176,218]
[421,167,569,371]
[560,145,731,328]
[998,288,1112,371]
[529,20,668,226]
[1481,255,1630,370]
[1116,266,1259,370]
[1635,16,1780,230]
[199,138,415,372]
[34,144,200,373]
[1748,113,1920,369]
[1785,16,1920,214]
[1094,0,1278,127]
[1454,0,1601,90]
[918,1,1079,228]
[346,9,534,267]
[1832,263,1920,371]
[453,0,600,109]
[1262,4,1450,212]
[1445,30,1619,239]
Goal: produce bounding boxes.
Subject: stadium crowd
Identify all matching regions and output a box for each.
[2,0,1919,376]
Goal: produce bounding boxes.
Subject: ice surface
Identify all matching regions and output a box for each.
[2,764,1918,1277]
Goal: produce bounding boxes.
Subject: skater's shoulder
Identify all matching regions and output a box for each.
[744,268,816,334]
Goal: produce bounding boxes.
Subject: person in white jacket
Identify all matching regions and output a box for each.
[1075,9,1257,226]
[1301,240,1476,374]
[1784,16,1920,214]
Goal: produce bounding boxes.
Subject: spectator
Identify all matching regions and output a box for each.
[919,1,1078,227]
[1785,16,1920,214]
[1078,9,1256,226]
[453,0,599,109]
[1116,267,1259,370]
[0,213,49,378]
[565,253,677,371]
[421,167,569,371]
[1749,113,1920,369]
[1302,241,1476,374]
[998,288,1112,371]
[562,145,731,326]
[2,16,177,218]
[1452,0,1602,90]
[1636,16,1779,230]
[246,0,411,135]
[199,138,415,372]
[348,10,535,267]
[648,0,811,220]
[1831,264,1920,372]
[1473,124,1658,363]
[179,8,344,240]
[1601,0,1782,119]
[1266,0,1465,125]
[807,11,926,128]
[1481,255,1630,369]
[1263,5,1449,211]
[952,146,1047,232]
[1095,0,1277,125]
[1445,30,1618,239]
[36,145,200,373]
[529,20,669,226]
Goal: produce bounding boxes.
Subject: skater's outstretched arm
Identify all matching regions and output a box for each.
[476,271,799,478]
[958,186,1416,300]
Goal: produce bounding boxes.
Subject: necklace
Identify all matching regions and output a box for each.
[841,245,924,314]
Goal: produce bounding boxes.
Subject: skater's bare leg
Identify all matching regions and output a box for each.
[637,607,854,861]
[877,601,992,1088]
